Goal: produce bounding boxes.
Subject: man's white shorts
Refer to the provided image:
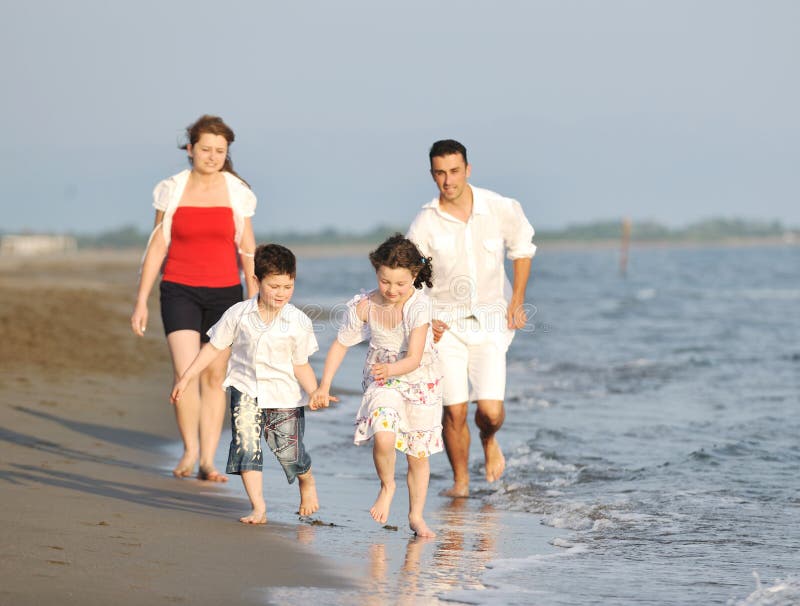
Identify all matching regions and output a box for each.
[436,316,514,405]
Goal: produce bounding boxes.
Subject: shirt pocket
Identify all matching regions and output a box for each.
[482,237,504,268]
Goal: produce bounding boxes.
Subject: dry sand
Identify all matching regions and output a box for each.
[0,250,354,605]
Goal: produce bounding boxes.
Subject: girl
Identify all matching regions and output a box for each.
[131,115,258,482]
[310,234,443,537]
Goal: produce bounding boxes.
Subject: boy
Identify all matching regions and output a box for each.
[171,244,334,524]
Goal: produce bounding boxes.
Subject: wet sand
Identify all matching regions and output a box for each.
[0,248,564,606]
[0,250,354,605]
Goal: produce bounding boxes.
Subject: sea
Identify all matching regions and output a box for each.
[198,243,800,605]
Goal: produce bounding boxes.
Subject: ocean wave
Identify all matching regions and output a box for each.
[730,573,800,606]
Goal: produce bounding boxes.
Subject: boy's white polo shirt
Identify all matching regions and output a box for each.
[208,297,318,408]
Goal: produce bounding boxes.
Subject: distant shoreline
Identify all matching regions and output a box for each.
[0,234,796,265]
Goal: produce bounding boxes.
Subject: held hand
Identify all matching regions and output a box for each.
[309,388,338,410]
[370,363,391,383]
[431,319,449,343]
[131,303,148,337]
[507,299,528,330]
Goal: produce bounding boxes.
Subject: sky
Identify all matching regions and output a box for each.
[1,0,798,235]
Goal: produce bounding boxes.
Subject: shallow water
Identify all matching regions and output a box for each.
[192,244,800,605]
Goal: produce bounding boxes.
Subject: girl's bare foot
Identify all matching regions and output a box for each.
[240,507,267,525]
[409,515,436,538]
[481,435,506,483]
[297,471,319,516]
[370,481,396,524]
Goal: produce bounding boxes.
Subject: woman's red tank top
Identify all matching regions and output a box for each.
[162,206,240,287]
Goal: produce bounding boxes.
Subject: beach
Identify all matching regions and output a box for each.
[2,244,798,605]
[0,250,354,605]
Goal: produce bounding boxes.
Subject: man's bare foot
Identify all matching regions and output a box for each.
[240,507,267,525]
[482,435,505,483]
[439,483,469,498]
[197,467,228,482]
[409,516,436,538]
[370,482,396,524]
[172,454,196,478]
[297,472,320,516]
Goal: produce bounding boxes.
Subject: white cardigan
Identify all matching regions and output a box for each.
[151,169,257,249]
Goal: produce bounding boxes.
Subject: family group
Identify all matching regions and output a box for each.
[131,115,536,537]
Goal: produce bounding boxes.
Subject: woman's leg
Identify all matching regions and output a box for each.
[197,348,230,481]
[406,454,435,537]
[166,330,202,477]
[370,431,397,524]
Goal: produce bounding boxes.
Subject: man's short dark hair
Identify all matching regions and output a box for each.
[254,244,296,280]
[429,139,468,166]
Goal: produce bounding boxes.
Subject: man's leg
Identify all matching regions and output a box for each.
[475,400,506,483]
[471,333,508,484]
[441,402,470,497]
[437,328,471,496]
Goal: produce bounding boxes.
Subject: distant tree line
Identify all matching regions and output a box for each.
[4,218,791,249]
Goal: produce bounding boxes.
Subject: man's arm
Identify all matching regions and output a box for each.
[507,257,532,330]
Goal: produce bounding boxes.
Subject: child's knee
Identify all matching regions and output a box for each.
[373,431,397,450]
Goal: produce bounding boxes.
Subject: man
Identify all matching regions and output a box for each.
[407,139,536,497]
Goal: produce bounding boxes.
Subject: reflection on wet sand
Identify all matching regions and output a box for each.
[430,498,498,594]
[286,498,501,604]
[365,498,500,603]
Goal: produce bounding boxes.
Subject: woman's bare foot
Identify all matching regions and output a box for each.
[481,435,505,483]
[409,515,436,538]
[370,481,396,524]
[297,471,319,516]
[197,467,228,483]
[239,507,267,525]
[172,454,196,478]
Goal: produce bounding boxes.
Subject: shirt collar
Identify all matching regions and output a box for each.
[424,184,488,218]
[246,296,292,325]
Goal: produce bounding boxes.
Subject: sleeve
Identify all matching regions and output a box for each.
[405,292,432,331]
[501,198,537,260]
[336,294,370,347]
[232,177,257,217]
[207,303,242,349]
[406,213,432,258]
[152,178,172,211]
[292,312,319,365]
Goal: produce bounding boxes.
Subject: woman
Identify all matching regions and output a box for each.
[131,115,258,481]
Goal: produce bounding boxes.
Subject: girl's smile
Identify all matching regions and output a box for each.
[376,265,415,305]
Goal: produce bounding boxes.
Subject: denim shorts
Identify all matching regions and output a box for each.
[226,387,311,483]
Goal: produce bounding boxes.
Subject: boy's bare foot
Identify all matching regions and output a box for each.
[409,516,436,538]
[482,435,505,483]
[297,471,319,516]
[370,482,396,524]
[172,454,196,478]
[197,467,228,483]
[439,483,469,498]
[240,508,267,525]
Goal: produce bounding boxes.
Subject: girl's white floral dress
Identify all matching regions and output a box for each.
[337,288,443,458]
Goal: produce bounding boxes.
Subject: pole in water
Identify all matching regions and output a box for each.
[620,217,632,277]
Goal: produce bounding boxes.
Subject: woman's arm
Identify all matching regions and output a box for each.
[131,211,167,336]
[239,217,258,298]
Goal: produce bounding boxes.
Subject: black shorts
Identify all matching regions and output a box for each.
[159,280,243,343]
